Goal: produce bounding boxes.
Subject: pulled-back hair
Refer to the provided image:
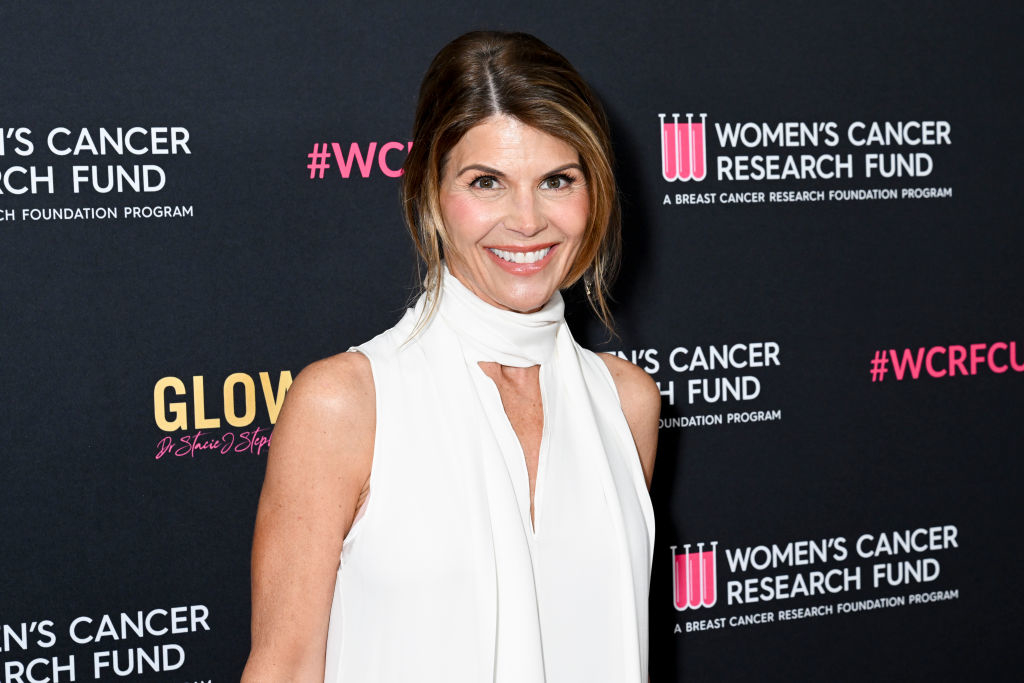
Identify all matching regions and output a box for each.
[402,30,621,331]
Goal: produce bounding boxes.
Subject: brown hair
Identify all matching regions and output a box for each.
[402,30,621,332]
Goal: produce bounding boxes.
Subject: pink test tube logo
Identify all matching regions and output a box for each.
[671,542,718,610]
[660,113,708,182]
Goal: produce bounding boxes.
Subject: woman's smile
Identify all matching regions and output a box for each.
[485,243,556,270]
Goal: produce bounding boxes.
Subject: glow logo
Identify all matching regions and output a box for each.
[660,113,708,182]
[672,542,718,610]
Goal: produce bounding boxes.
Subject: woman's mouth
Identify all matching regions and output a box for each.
[487,246,552,264]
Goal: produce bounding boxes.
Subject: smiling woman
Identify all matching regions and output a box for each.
[243,31,659,683]
[403,31,621,332]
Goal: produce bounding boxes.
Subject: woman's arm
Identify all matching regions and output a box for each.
[598,353,660,489]
[241,352,375,682]
[598,354,658,683]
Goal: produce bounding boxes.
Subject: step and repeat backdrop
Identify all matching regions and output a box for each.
[2,2,1020,681]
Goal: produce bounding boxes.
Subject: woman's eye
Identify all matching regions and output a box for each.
[541,174,573,190]
[470,175,498,189]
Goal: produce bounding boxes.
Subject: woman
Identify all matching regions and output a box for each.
[242,31,659,682]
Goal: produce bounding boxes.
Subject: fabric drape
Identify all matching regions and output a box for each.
[324,267,654,682]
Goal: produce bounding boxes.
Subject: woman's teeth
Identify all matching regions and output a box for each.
[488,247,552,264]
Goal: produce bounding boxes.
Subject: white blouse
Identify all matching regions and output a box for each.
[324,268,654,682]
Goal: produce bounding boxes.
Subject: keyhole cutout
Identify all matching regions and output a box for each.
[478,362,544,529]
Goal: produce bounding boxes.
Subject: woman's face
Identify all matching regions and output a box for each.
[439,114,589,313]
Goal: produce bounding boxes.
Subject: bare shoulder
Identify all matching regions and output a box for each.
[260,348,376,523]
[597,352,660,488]
[277,350,375,432]
[264,349,377,501]
[598,352,660,411]
[263,351,375,472]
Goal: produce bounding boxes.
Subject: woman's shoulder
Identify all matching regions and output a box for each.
[294,350,374,409]
[593,352,655,401]
[284,351,375,423]
[596,352,660,487]
[596,352,660,416]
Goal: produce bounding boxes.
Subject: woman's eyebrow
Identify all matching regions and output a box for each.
[545,162,584,175]
[456,162,584,177]
[456,164,505,177]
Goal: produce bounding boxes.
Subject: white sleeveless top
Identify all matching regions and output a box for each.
[324,268,654,682]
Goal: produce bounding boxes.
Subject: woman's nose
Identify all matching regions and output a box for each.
[504,189,545,236]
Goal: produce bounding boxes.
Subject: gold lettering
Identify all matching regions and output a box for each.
[154,376,188,431]
[223,372,256,427]
[260,371,293,424]
[192,375,221,429]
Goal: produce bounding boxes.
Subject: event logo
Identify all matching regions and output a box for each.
[307,141,412,179]
[152,371,292,460]
[672,542,719,610]
[670,524,961,635]
[0,604,212,680]
[617,342,784,429]
[0,125,195,222]
[869,340,1024,382]
[660,113,708,182]
[657,113,955,206]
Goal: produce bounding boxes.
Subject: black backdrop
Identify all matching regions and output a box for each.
[2,2,1021,681]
